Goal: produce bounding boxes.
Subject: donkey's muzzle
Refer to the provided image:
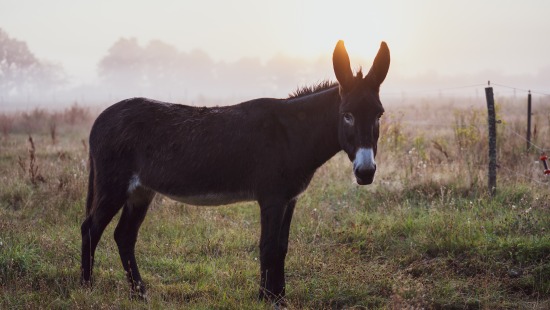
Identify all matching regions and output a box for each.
[354,165,376,185]
[353,148,376,185]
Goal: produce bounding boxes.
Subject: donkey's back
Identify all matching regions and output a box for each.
[88,97,308,206]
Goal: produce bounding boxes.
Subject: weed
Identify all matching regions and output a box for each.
[18,135,45,185]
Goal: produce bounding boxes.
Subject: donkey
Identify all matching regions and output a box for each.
[81,40,390,304]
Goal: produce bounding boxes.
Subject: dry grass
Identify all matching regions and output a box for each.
[1,95,549,309]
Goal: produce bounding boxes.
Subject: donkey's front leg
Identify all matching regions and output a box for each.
[258,198,293,304]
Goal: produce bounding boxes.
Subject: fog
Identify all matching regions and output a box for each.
[2,33,549,112]
[0,36,335,110]
[1,0,550,111]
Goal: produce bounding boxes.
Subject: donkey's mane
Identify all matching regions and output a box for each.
[288,68,364,99]
[288,80,339,98]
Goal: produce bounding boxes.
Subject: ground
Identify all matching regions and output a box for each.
[1,97,549,309]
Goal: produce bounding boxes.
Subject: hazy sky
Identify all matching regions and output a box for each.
[1,0,549,89]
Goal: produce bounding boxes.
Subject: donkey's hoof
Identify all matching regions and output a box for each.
[80,278,92,288]
[130,290,148,301]
[130,282,148,301]
[259,289,287,309]
[273,303,288,310]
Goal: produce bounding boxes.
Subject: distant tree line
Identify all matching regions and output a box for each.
[97,37,330,100]
[1,29,334,106]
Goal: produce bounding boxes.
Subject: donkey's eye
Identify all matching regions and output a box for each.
[343,112,354,125]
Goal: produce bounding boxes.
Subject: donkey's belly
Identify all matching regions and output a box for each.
[128,173,255,206]
[165,192,255,206]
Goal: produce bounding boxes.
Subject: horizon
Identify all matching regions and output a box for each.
[1,0,549,109]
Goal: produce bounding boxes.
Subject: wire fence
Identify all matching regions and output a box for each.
[384,81,550,97]
[383,81,550,186]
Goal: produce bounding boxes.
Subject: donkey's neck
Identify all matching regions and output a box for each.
[284,86,342,170]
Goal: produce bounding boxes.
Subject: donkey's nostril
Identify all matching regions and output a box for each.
[354,157,376,172]
[354,165,376,176]
[354,165,376,185]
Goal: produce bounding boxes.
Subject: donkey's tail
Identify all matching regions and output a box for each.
[85,155,95,217]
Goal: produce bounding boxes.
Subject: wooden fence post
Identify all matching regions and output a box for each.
[485,85,497,196]
[527,90,532,151]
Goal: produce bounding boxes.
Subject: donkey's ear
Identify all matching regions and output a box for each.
[333,40,354,92]
[365,42,390,86]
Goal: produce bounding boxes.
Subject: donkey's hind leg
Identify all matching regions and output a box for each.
[114,187,155,300]
[81,183,127,286]
[258,197,290,304]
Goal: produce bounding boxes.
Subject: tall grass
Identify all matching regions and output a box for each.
[1,96,549,309]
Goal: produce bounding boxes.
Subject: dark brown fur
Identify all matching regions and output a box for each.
[80,40,390,304]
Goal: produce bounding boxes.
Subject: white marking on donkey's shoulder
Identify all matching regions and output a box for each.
[127,174,141,193]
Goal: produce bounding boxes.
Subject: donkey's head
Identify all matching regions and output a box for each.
[333,40,390,185]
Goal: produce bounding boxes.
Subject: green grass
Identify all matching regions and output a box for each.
[1,100,550,309]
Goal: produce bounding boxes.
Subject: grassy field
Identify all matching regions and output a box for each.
[1,98,549,309]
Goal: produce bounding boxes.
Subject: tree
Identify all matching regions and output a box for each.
[98,37,146,91]
[0,28,65,98]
